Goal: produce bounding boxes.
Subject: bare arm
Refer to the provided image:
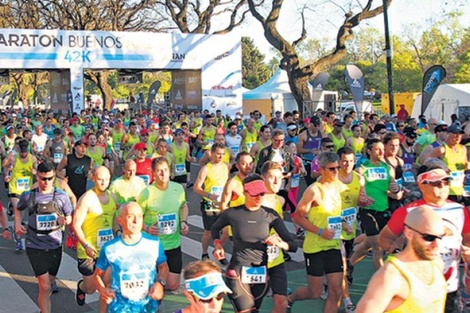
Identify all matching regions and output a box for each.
[72,193,98,259]
[56,155,68,179]
[220,178,236,211]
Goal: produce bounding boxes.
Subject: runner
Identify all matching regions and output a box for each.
[43,128,68,168]
[94,202,169,313]
[109,160,147,205]
[31,124,48,161]
[297,115,323,186]
[240,118,258,152]
[171,129,195,187]
[250,125,272,166]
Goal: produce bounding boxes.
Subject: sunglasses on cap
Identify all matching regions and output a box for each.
[404,224,445,242]
[422,179,450,188]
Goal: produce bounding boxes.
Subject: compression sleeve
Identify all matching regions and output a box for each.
[271,217,297,252]
[211,209,231,240]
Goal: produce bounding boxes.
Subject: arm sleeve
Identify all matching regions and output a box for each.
[462,205,470,234]
[387,207,407,235]
[270,214,298,252]
[211,210,230,240]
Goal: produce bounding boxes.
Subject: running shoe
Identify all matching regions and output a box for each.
[51,282,59,294]
[283,252,292,262]
[186,181,194,188]
[15,239,24,252]
[296,228,305,239]
[76,279,86,306]
[345,303,356,313]
[201,254,210,261]
[346,260,354,285]
[320,284,328,300]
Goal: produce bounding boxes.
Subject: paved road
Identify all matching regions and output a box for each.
[0,164,373,312]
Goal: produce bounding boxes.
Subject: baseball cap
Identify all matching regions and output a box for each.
[74,139,88,147]
[434,124,448,133]
[417,168,451,185]
[243,179,268,196]
[6,125,14,131]
[235,114,242,120]
[310,116,321,126]
[333,119,344,127]
[447,124,465,134]
[174,128,184,135]
[140,129,149,135]
[185,272,232,301]
[287,123,298,131]
[404,126,417,138]
[134,142,147,150]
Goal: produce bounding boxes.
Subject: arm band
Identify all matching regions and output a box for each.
[317,228,323,236]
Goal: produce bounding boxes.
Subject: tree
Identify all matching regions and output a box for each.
[247,0,392,116]
[242,37,271,89]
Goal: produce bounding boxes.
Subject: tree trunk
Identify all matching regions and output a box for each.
[84,71,113,110]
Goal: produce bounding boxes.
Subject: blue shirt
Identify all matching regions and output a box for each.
[96,232,167,313]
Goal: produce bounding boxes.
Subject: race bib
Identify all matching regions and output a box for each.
[267,245,280,262]
[53,153,63,164]
[206,139,214,148]
[97,228,114,248]
[175,164,186,175]
[211,186,224,202]
[120,271,149,301]
[403,171,415,183]
[230,146,240,154]
[246,142,255,150]
[464,185,470,197]
[291,174,300,188]
[451,171,465,187]
[367,168,387,181]
[341,207,356,227]
[114,142,121,151]
[327,216,342,239]
[241,266,267,284]
[16,177,30,191]
[37,146,44,153]
[36,214,58,231]
[158,213,177,235]
[138,175,150,186]
[396,178,403,187]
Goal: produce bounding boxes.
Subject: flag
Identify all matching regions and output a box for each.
[312,73,330,90]
[421,65,446,115]
[345,65,365,114]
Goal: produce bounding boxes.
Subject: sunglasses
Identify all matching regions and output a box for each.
[194,292,225,303]
[422,179,450,188]
[252,193,266,197]
[378,131,387,135]
[404,224,445,242]
[326,166,341,172]
[39,175,55,181]
[324,145,334,149]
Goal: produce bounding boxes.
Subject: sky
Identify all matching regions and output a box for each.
[240,0,470,61]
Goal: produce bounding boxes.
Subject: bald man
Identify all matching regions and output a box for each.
[94,202,169,313]
[109,160,146,205]
[72,166,119,311]
[357,206,447,312]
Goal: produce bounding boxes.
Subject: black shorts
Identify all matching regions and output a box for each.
[172,175,187,184]
[304,250,343,277]
[8,193,20,199]
[359,209,391,236]
[77,258,96,276]
[27,247,62,277]
[268,263,288,296]
[165,246,183,274]
[200,201,221,231]
[342,239,355,259]
[185,160,191,173]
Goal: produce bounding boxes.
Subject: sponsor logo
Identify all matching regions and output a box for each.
[188,77,198,84]
[214,51,230,60]
[173,77,185,85]
[351,79,362,88]
[423,70,441,94]
[211,85,233,90]
[74,93,81,101]
[186,90,198,98]
[175,90,182,100]
[226,101,237,107]
[73,86,82,90]
[172,53,186,62]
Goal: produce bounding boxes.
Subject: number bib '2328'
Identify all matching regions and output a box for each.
[158,213,177,235]
[241,266,267,284]
[120,271,149,301]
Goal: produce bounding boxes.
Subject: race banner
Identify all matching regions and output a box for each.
[312,72,330,90]
[345,65,365,114]
[421,65,446,115]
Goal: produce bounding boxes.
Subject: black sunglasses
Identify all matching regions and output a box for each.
[324,145,334,149]
[422,179,450,188]
[39,175,55,181]
[326,166,341,172]
[405,224,445,242]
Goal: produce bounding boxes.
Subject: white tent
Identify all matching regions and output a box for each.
[412,84,470,125]
[242,68,312,118]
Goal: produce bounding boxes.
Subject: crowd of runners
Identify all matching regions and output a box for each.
[0,105,470,313]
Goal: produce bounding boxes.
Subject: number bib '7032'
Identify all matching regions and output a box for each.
[120,271,149,300]
[241,266,267,284]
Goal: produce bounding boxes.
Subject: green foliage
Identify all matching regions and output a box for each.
[242,37,271,89]
[455,51,470,83]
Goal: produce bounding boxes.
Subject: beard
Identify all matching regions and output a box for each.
[411,237,437,261]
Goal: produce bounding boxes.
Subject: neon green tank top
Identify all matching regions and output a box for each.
[443,144,466,196]
[303,181,343,254]
[202,126,216,150]
[351,137,364,155]
[385,256,446,313]
[123,132,140,159]
[331,133,345,152]
[10,154,34,195]
[172,142,188,176]
[243,128,258,152]
[254,139,272,164]
[111,129,124,152]
[340,172,361,240]
[203,163,229,202]
[342,128,353,139]
[86,147,103,167]
[77,191,117,258]
[229,175,245,208]
[267,195,285,269]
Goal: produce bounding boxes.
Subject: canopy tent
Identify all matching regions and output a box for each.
[242,68,312,118]
[412,84,470,125]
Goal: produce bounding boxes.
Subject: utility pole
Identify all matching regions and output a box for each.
[383,0,394,114]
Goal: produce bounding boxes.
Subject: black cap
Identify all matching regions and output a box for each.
[434,124,448,133]
[333,119,344,127]
[310,116,321,126]
[404,126,417,138]
[74,139,88,147]
[447,124,465,134]
[18,139,29,153]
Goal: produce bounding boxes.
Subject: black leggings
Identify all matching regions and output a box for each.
[225,268,270,312]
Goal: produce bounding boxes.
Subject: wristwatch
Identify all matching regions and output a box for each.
[158,279,166,288]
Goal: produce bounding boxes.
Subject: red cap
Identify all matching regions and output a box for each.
[243,180,268,196]
[417,169,451,185]
[140,128,149,135]
[134,142,147,150]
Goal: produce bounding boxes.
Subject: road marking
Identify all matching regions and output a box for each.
[0,264,39,313]
[185,215,304,262]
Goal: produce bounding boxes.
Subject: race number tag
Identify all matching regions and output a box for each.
[206,139,214,148]
[291,174,300,188]
[367,168,387,181]
[97,229,114,248]
[341,207,356,227]
[241,266,267,284]
[211,186,224,202]
[396,178,403,187]
[267,245,280,262]
[246,142,255,150]
[327,216,342,239]
[403,171,415,183]
[230,145,240,154]
[158,213,177,235]
[53,153,63,164]
[114,142,121,151]
[451,171,465,187]
[37,145,44,153]
[36,214,58,231]
[120,271,149,300]
[138,175,150,186]
[175,164,186,175]
[464,185,470,197]
[16,177,30,191]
